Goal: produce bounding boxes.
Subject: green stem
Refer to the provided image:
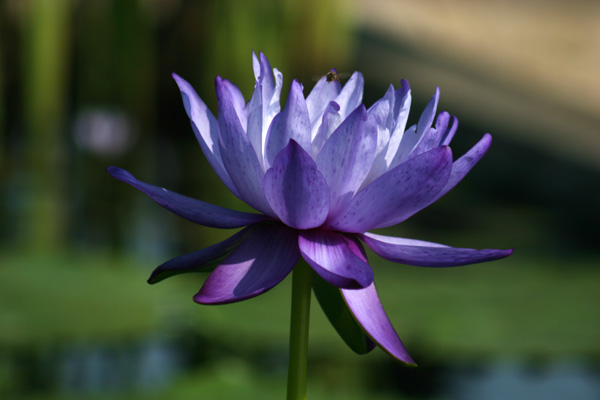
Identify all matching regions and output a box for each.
[287,261,313,400]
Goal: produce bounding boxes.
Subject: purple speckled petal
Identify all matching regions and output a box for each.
[361,232,514,267]
[342,283,416,365]
[435,133,492,200]
[107,166,266,228]
[172,73,239,197]
[335,71,364,118]
[216,76,275,216]
[306,72,342,129]
[265,80,311,168]
[326,146,452,232]
[317,105,378,217]
[264,140,329,229]
[148,226,258,283]
[299,230,373,289]
[194,223,299,304]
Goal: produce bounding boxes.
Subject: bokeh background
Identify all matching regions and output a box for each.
[1,0,599,399]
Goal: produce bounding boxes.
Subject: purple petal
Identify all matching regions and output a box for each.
[263,140,329,229]
[306,72,342,127]
[436,134,492,200]
[265,80,311,168]
[148,226,257,283]
[317,105,378,217]
[440,115,458,146]
[299,230,373,289]
[194,223,299,304]
[335,71,364,118]
[246,83,265,164]
[368,84,395,133]
[393,88,440,164]
[107,166,267,228]
[416,87,440,138]
[172,73,239,197]
[257,51,275,95]
[342,283,416,365]
[216,76,275,216]
[221,78,247,129]
[392,79,411,135]
[326,146,452,232]
[311,101,342,157]
[361,232,514,267]
[410,111,450,156]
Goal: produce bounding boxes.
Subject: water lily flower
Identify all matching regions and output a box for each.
[108,52,512,366]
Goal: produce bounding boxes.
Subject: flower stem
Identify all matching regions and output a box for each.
[287,261,313,400]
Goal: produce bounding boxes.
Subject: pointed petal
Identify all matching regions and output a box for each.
[194,223,300,304]
[326,146,452,232]
[306,72,342,127]
[148,226,257,283]
[246,82,265,164]
[263,140,329,229]
[416,87,440,138]
[436,133,492,200]
[335,71,364,118]
[299,230,373,289]
[258,51,275,96]
[311,101,342,157]
[342,283,416,365]
[265,80,311,168]
[216,76,275,216]
[107,166,266,228]
[440,115,458,146]
[361,232,514,267]
[312,274,376,354]
[247,54,282,169]
[172,73,239,197]
[221,78,247,129]
[392,79,411,136]
[411,111,450,156]
[317,105,378,217]
[393,88,439,164]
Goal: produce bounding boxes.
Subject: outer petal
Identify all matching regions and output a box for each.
[312,274,376,354]
[361,232,514,267]
[194,223,300,304]
[326,146,452,233]
[317,105,378,217]
[335,71,364,118]
[342,283,416,365]
[216,76,275,216]
[299,230,374,289]
[263,140,329,229]
[265,80,311,168]
[107,167,266,228]
[148,226,257,283]
[172,73,239,197]
[435,133,493,200]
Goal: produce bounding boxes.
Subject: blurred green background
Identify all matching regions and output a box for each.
[1,0,599,399]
